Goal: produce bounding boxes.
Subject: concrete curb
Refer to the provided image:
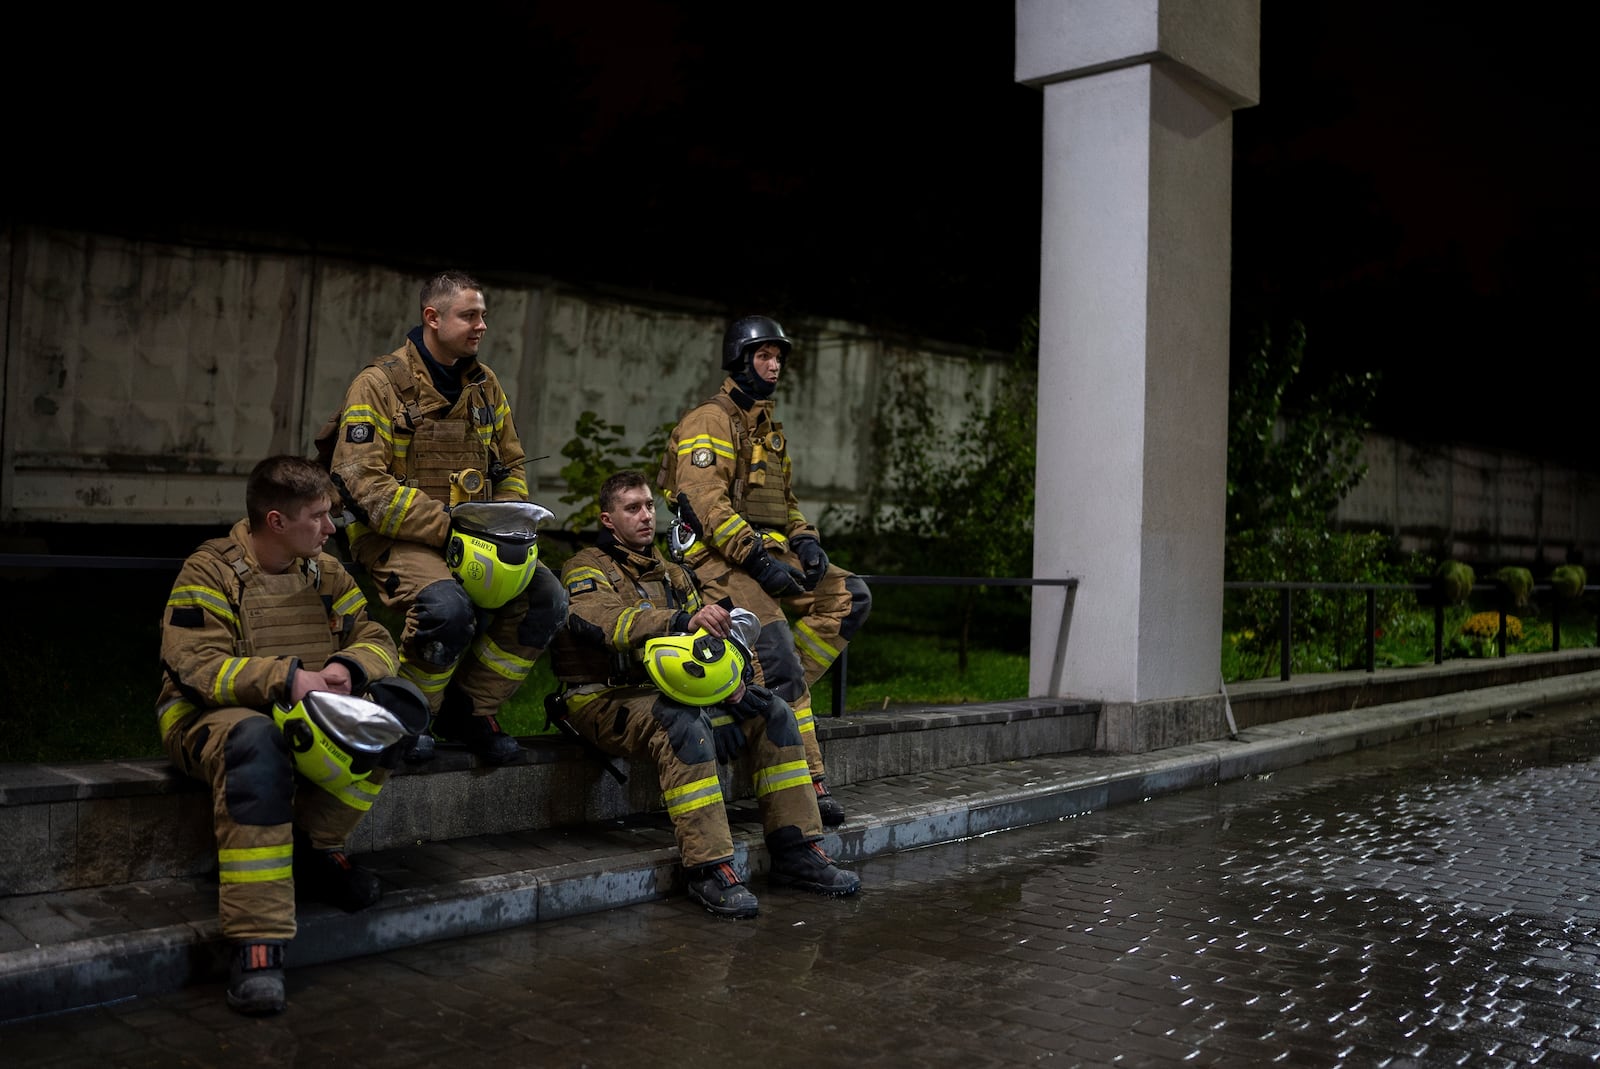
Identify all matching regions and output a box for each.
[5,673,1599,1022]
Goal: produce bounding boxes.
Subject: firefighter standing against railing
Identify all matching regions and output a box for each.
[327,270,568,765]
[550,470,859,917]
[659,315,872,826]
[156,455,427,1015]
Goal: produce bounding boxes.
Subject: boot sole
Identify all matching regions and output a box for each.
[768,873,861,896]
[688,895,759,919]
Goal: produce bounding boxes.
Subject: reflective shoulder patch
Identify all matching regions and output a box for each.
[169,606,205,628]
[346,423,374,444]
[691,447,715,468]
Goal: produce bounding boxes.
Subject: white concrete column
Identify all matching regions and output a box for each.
[1017,0,1259,746]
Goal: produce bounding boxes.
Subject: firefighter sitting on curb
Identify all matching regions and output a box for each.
[156,455,428,1016]
[549,470,860,917]
[326,269,568,766]
[659,314,873,827]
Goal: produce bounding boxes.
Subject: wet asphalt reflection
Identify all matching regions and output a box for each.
[10,702,1600,1068]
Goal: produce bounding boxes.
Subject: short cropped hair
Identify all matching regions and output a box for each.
[246,455,336,529]
[420,270,484,317]
[599,470,651,515]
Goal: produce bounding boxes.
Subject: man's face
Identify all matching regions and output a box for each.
[600,484,657,553]
[278,497,336,559]
[425,289,488,365]
[750,343,783,387]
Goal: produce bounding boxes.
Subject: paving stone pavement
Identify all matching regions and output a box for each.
[7,701,1600,1067]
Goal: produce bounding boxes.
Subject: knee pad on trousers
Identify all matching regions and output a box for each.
[756,620,807,704]
[761,696,803,749]
[412,579,477,665]
[223,714,295,826]
[516,564,569,649]
[652,697,717,765]
[840,576,873,641]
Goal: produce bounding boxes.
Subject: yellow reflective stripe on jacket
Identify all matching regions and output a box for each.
[377,485,420,538]
[342,403,393,445]
[157,698,197,740]
[611,606,642,650]
[676,432,737,462]
[711,513,753,551]
[664,775,724,817]
[214,657,248,705]
[346,640,398,675]
[332,587,367,616]
[470,633,535,682]
[753,758,811,798]
[497,474,528,498]
[565,565,609,591]
[167,584,238,629]
[218,843,293,884]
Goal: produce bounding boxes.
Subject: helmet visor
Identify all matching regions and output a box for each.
[303,692,418,756]
[449,501,554,542]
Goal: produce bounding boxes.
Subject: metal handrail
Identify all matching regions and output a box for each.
[828,574,1079,717]
[1222,580,1600,681]
[2,553,1079,718]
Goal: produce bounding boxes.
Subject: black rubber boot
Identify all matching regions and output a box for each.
[295,841,382,912]
[226,940,287,1016]
[813,777,845,827]
[402,726,437,764]
[434,694,521,765]
[685,861,760,919]
[769,840,861,896]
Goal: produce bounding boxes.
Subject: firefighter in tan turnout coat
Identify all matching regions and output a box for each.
[157,456,424,1015]
[550,470,859,917]
[328,270,568,765]
[660,315,872,826]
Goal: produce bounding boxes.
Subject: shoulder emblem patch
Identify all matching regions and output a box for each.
[568,578,598,595]
[345,423,374,444]
[691,447,715,468]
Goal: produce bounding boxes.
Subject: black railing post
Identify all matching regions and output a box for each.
[1497,603,1507,658]
[1365,588,1376,673]
[831,647,848,718]
[1434,603,1445,664]
[1279,588,1293,682]
[1552,596,1562,652]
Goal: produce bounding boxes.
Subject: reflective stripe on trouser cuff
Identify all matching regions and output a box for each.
[664,775,724,818]
[219,843,294,884]
[401,658,456,697]
[753,759,811,799]
[793,619,840,670]
[469,634,535,682]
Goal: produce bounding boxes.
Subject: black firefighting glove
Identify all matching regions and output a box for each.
[790,536,828,591]
[730,682,775,721]
[745,544,805,598]
[706,707,747,764]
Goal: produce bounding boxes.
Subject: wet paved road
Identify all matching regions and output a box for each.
[9,703,1600,1068]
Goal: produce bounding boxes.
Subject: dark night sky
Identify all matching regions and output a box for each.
[10,3,1595,460]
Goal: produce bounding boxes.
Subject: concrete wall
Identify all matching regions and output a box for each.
[1,225,1002,530]
[3,224,1594,565]
[1335,431,1600,566]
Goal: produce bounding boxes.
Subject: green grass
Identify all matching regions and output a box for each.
[1222,596,1600,683]
[13,565,1593,763]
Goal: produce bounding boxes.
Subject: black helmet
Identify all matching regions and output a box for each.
[722,315,791,371]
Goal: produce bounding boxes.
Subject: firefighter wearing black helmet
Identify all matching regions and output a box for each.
[658,315,873,827]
